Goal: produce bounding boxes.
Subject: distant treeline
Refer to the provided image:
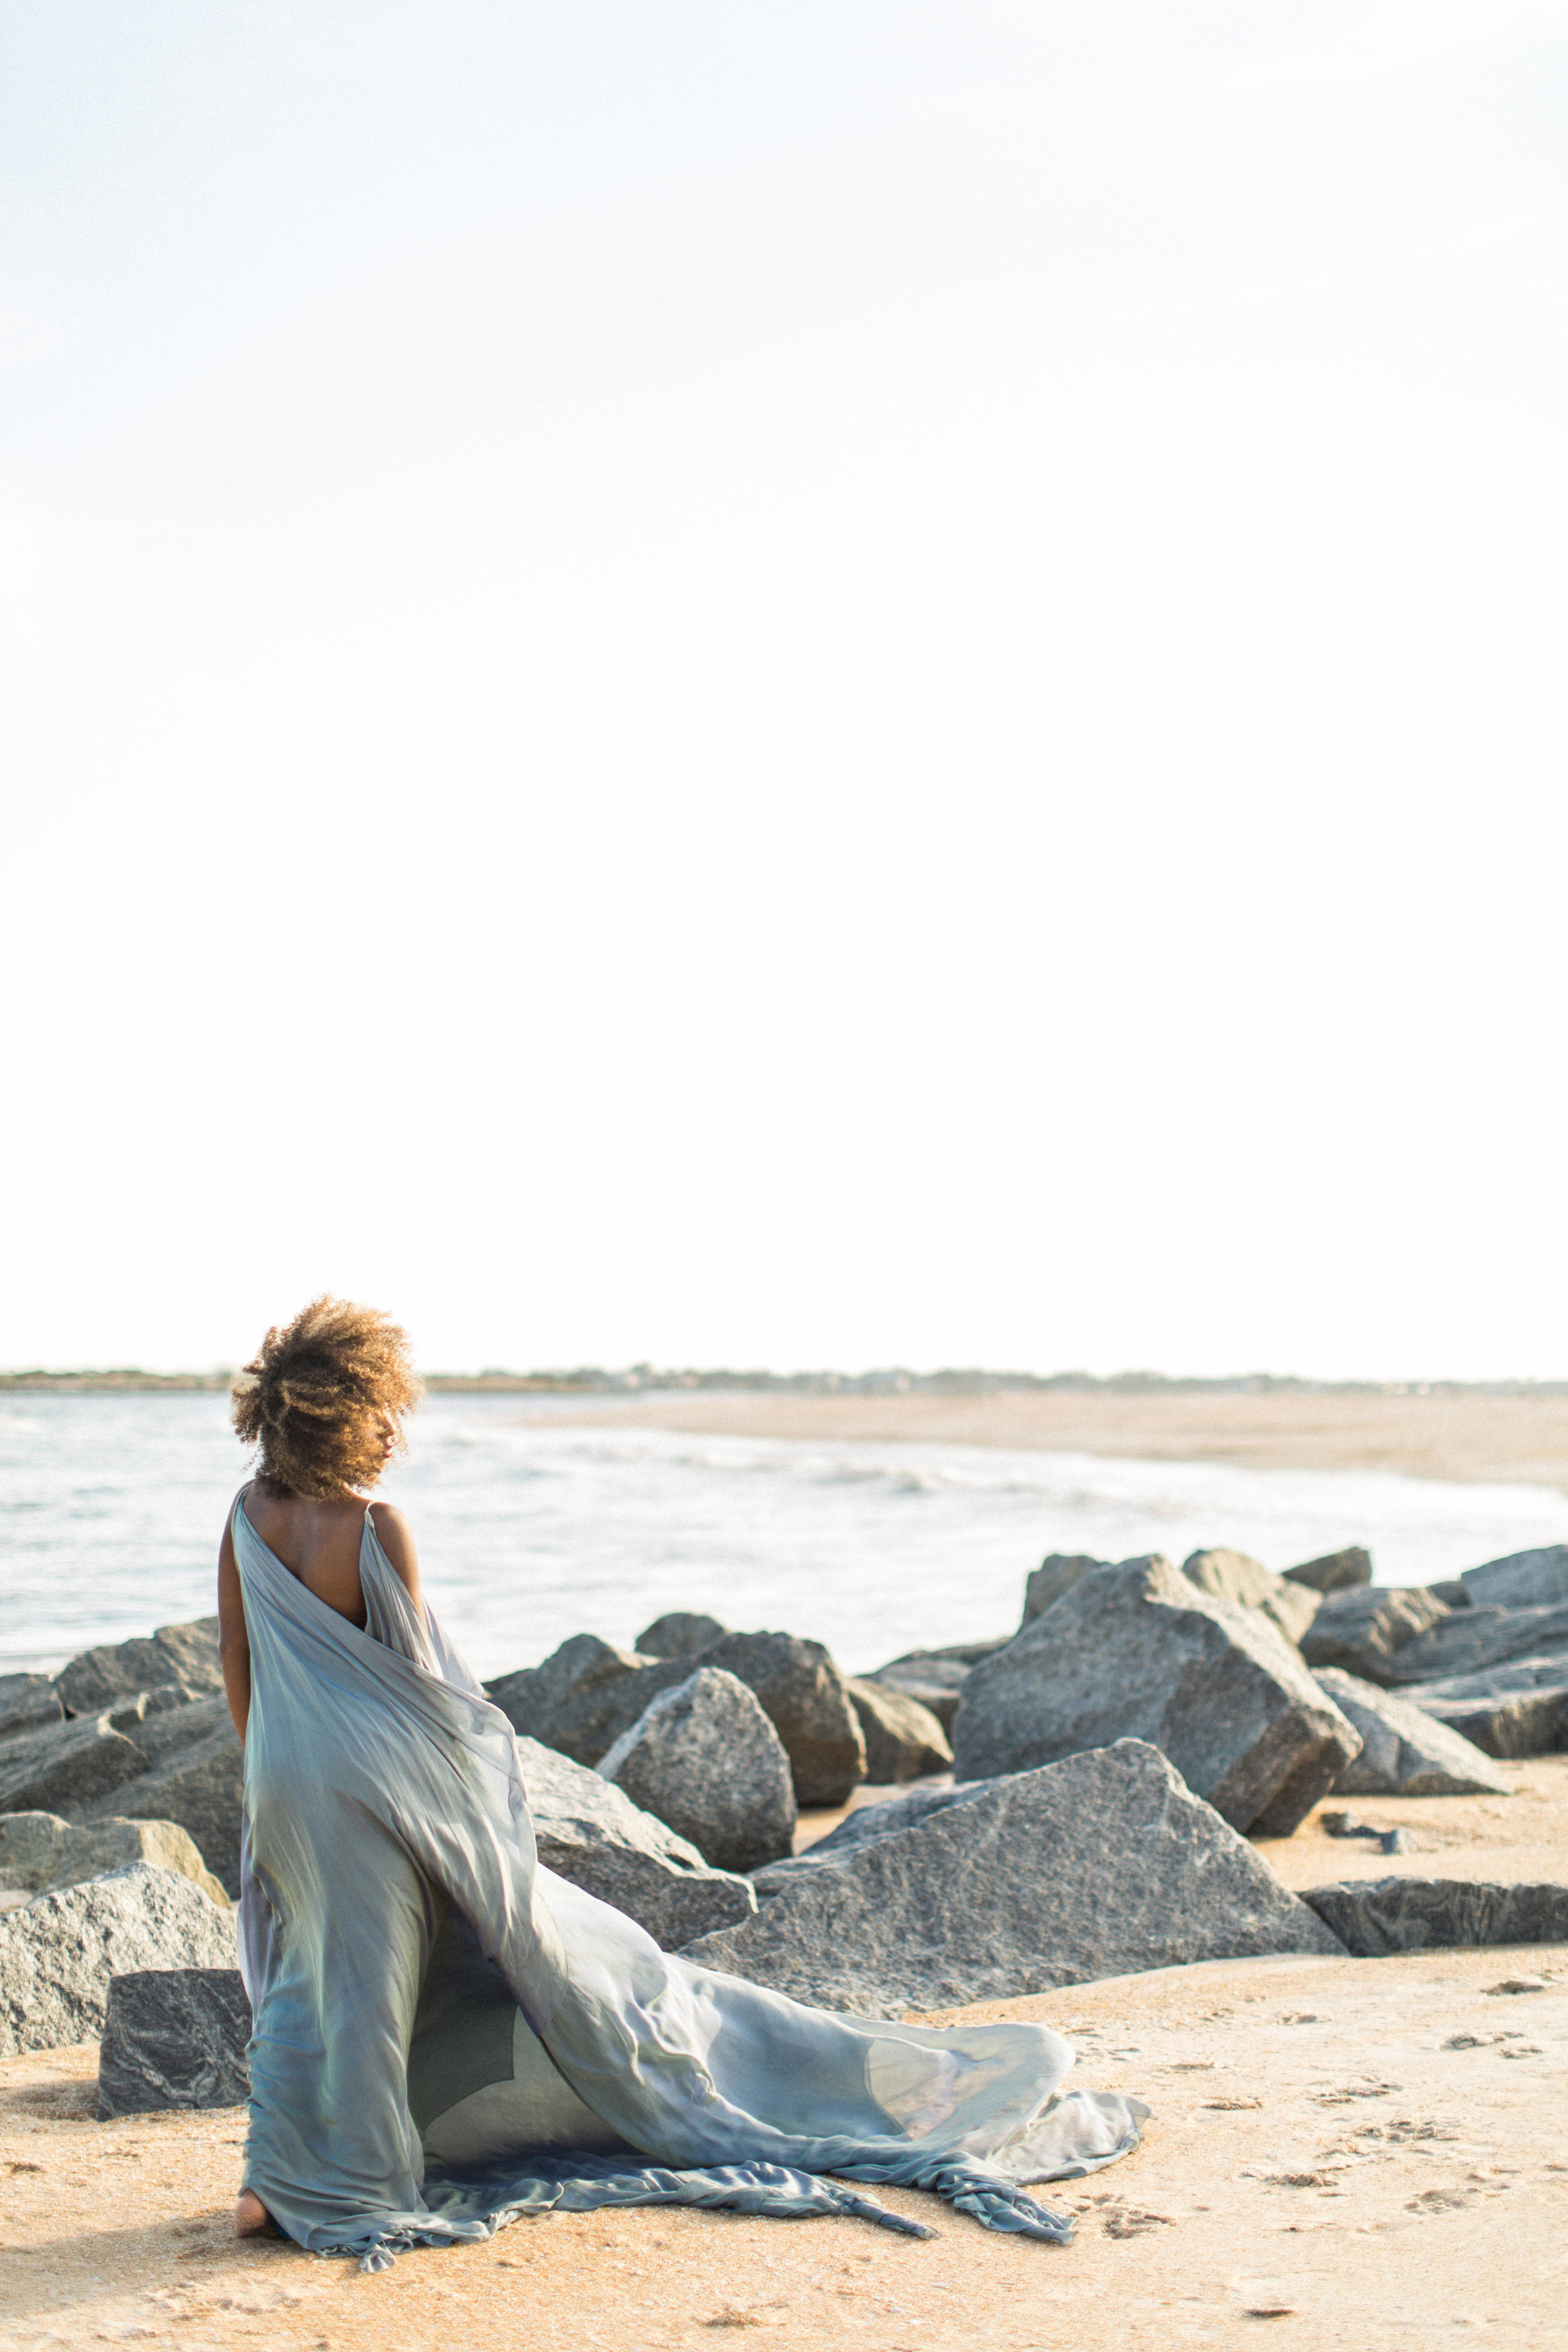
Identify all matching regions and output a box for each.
[4,1367,1567,1397]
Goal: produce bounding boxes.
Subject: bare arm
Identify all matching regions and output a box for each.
[218,1498,251,1743]
[368,1502,424,1611]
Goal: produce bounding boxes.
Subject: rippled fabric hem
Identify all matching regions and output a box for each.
[307,2156,938,2270]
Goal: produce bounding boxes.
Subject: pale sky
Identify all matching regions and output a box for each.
[3,2,1566,1379]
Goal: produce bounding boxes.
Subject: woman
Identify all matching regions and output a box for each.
[218,1296,1145,2269]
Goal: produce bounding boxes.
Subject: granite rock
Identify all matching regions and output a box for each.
[1301,1876,1568,1956]
[1461,1544,1568,1611]
[951,1555,1360,1836]
[858,1643,1009,1737]
[1312,1670,1510,1798]
[751,1780,991,1898]
[0,1861,238,2058]
[0,1811,231,1905]
[1398,1665,1568,1759]
[1283,1547,1373,1595]
[1300,1586,1451,1684]
[520,1735,758,1948]
[0,1674,63,1742]
[697,1633,867,1808]
[845,1679,953,1783]
[1181,1549,1320,1646]
[98,1968,252,2118]
[55,1619,223,1716]
[596,1668,797,1873]
[0,1708,151,1817]
[684,1740,1345,2018]
[486,1635,670,1767]
[1377,1602,1568,1688]
[1022,1555,1108,1624]
[80,1697,245,1897]
[635,1611,728,1660]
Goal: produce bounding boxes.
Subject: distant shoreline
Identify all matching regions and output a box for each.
[5,1367,1568,1397]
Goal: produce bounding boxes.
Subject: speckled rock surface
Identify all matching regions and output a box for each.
[685,1740,1344,2017]
[80,1697,244,1898]
[97,1967,252,2118]
[0,1674,63,1742]
[0,1811,230,1905]
[54,1619,223,1716]
[952,1555,1360,1836]
[1283,1544,1373,1593]
[0,1862,238,2058]
[1461,1544,1568,1611]
[845,1678,952,1783]
[1301,1874,1568,1954]
[1180,1548,1320,1646]
[1315,1670,1511,1798]
[0,1708,151,1816]
[1299,1585,1451,1683]
[1403,1671,1568,1759]
[635,1611,728,1659]
[597,1668,797,1872]
[1380,1602,1568,1688]
[519,1735,758,1947]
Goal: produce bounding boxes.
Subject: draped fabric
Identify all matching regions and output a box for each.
[232,1498,1147,2268]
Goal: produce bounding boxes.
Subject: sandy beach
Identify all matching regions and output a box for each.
[4,1762,1566,2352]
[516,1388,1568,1492]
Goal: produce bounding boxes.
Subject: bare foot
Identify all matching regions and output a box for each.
[234,2190,273,2237]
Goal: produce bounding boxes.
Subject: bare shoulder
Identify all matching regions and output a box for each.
[368,1501,421,1599]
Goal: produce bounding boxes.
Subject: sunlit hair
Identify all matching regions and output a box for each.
[230,1296,421,1500]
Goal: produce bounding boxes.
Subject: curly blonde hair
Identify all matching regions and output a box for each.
[230,1296,421,1499]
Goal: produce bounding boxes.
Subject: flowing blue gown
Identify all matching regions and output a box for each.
[232,1498,1145,2267]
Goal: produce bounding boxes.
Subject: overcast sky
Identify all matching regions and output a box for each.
[3,2,1565,1379]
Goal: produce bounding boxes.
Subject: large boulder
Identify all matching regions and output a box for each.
[1302,1876,1568,1956]
[857,1641,1009,1736]
[97,1967,252,2118]
[699,1633,866,1807]
[487,1634,669,1767]
[951,1555,1360,1836]
[1398,1666,1568,1759]
[0,1861,238,2058]
[1313,1670,1510,1798]
[1300,1586,1451,1684]
[845,1679,953,1783]
[1283,1547,1373,1594]
[751,1779,993,1898]
[1022,1555,1108,1624]
[596,1668,797,1873]
[635,1611,728,1659]
[1378,1602,1568,1688]
[1180,1549,1320,1646]
[0,1707,151,1816]
[519,1736,758,1949]
[79,1697,244,1897]
[0,1811,230,1905]
[0,1673,63,1742]
[1461,1544,1568,1611]
[55,1619,223,1716]
[682,1741,1345,2019]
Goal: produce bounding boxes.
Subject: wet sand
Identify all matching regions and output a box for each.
[518,1388,1568,1490]
[4,1762,1565,2352]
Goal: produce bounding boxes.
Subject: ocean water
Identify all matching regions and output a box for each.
[3,1392,1565,1683]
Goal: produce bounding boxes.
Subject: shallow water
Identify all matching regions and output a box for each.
[2,1392,1565,1681]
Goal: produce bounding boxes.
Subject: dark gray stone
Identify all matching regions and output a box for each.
[751,1780,986,1898]
[858,1642,1009,1736]
[0,1861,238,2058]
[596,1668,796,1873]
[697,1632,867,1808]
[684,1740,1345,2018]
[1398,1665,1568,1759]
[1301,1877,1568,1956]
[845,1679,952,1783]
[1461,1544,1568,1611]
[1300,1586,1451,1684]
[55,1619,223,1717]
[1429,1579,1472,1607]
[81,1697,244,1897]
[0,1674,63,1742]
[951,1555,1360,1837]
[0,1710,151,1817]
[520,1736,758,1948]
[1378,1602,1568,1688]
[1313,1669,1510,1797]
[1283,1546,1373,1595]
[486,1634,670,1767]
[97,1968,251,2117]
[1180,1549,1320,1646]
[1023,1555,1108,1623]
[635,1611,728,1659]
